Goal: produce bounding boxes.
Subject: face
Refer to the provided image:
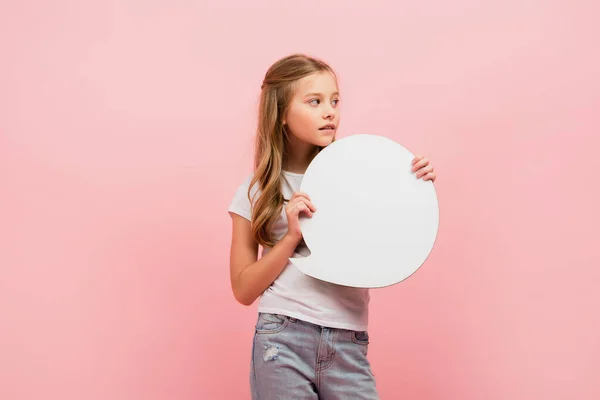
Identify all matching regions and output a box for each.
[283,71,340,148]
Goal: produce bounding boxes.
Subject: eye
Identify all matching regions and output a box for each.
[309,99,320,105]
[332,99,340,106]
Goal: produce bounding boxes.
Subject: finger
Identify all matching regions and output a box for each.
[286,195,310,209]
[412,157,429,171]
[291,192,311,201]
[304,200,316,212]
[294,203,313,218]
[292,198,316,212]
[287,194,311,206]
[412,155,423,165]
[416,165,433,178]
[415,165,433,178]
[423,172,436,181]
[412,157,429,172]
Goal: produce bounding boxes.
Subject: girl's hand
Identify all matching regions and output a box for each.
[412,155,436,182]
[284,192,316,242]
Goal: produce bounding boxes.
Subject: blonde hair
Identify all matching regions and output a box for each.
[249,54,337,247]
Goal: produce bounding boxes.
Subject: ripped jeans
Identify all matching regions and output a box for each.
[250,313,379,400]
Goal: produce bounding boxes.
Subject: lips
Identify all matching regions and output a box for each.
[319,124,336,131]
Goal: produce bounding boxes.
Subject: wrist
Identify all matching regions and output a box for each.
[282,232,302,247]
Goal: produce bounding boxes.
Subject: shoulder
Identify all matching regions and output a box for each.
[228,173,259,221]
[234,174,259,197]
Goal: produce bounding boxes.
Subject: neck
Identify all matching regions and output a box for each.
[283,135,320,174]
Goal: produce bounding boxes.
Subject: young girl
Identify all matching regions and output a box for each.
[228,54,436,399]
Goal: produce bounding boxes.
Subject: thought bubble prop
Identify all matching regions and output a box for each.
[289,134,439,288]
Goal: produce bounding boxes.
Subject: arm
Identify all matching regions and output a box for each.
[228,213,301,306]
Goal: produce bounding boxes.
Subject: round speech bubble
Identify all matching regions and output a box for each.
[288,134,439,288]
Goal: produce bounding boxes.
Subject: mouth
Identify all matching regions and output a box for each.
[319,124,336,132]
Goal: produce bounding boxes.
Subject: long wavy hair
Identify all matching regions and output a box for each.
[249,54,337,248]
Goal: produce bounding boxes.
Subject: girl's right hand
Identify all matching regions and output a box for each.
[284,192,316,242]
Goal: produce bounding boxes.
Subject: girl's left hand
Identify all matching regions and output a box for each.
[412,155,436,182]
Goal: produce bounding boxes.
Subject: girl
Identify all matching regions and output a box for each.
[228,54,436,399]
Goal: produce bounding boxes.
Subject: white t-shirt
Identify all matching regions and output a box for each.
[228,170,370,331]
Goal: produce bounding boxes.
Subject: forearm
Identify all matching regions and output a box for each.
[233,234,300,306]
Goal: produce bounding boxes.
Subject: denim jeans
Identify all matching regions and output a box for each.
[250,312,379,399]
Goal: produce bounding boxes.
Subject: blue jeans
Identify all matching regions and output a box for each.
[250,313,379,399]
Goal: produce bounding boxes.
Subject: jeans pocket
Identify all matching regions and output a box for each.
[352,330,370,345]
[255,313,289,334]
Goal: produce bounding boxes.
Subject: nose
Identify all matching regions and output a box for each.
[323,105,335,120]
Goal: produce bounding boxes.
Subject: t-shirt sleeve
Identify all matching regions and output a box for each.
[227,175,255,221]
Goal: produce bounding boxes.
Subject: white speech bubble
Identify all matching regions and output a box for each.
[288,134,439,288]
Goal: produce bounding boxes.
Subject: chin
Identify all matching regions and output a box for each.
[316,138,334,148]
[316,133,335,147]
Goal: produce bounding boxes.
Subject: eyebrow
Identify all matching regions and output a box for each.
[303,92,339,97]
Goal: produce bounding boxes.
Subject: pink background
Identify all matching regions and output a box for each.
[1,1,599,399]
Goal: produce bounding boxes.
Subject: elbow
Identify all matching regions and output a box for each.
[233,288,256,306]
[237,297,254,307]
[230,272,258,306]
